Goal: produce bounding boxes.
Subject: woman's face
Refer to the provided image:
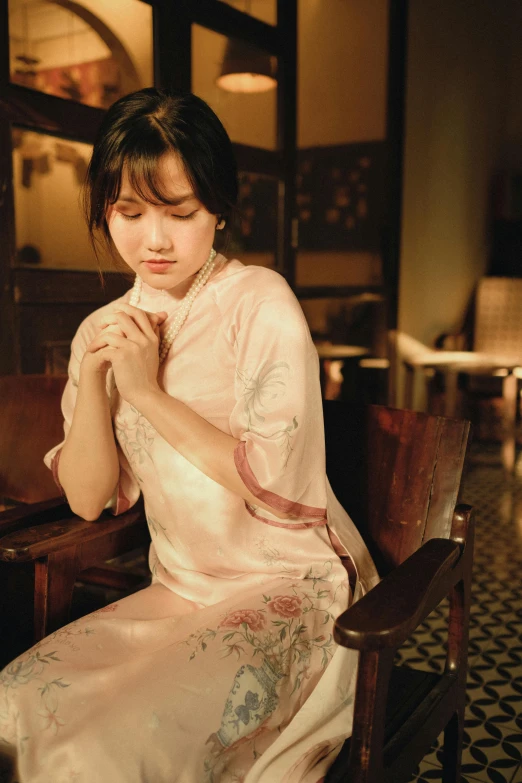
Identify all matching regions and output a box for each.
[106,151,218,297]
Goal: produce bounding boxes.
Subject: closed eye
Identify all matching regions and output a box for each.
[117,209,198,221]
[172,210,198,220]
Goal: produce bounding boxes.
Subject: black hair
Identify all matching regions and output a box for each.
[84,87,238,260]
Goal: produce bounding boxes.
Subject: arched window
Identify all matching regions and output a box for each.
[9,0,150,108]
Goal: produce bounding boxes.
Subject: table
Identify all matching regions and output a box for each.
[314,343,369,400]
[404,350,522,471]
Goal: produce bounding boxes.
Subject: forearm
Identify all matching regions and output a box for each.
[58,369,120,520]
[136,388,290,519]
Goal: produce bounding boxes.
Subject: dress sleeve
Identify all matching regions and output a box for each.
[229,282,328,528]
[43,321,140,516]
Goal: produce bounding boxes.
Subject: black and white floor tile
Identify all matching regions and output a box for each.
[400,443,522,783]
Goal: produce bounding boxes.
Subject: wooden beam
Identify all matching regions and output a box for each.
[277,0,297,282]
[383,0,409,331]
[153,1,191,91]
[185,0,279,53]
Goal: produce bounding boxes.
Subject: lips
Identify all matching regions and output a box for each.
[143,260,175,273]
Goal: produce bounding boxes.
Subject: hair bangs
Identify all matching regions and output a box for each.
[124,149,195,207]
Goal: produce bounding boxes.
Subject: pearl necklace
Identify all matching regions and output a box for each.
[128,248,217,363]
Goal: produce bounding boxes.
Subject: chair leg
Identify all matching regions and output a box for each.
[347,649,394,783]
[33,546,79,641]
[404,364,414,409]
[441,706,465,783]
[501,372,517,473]
[443,371,459,418]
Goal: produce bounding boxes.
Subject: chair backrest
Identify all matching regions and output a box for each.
[0,374,67,504]
[474,277,522,359]
[323,401,470,576]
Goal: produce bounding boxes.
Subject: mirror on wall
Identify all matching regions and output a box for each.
[11,127,113,271]
[8,0,153,109]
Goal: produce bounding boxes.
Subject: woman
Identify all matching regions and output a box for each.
[0,88,378,783]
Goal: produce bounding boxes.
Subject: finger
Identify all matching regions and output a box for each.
[101,324,125,336]
[86,326,124,353]
[99,313,118,327]
[114,303,163,338]
[107,312,149,344]
[87,332,129,352]
[94,347,118,365]
[93,346,117,362]
[146,310,168,328]
[102,310,145,328]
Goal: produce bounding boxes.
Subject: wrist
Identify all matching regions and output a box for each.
[129,384,164,415]
[78,356,111,399]
[80,351,109,379]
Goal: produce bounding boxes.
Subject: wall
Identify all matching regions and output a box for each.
[297,0,389,288]
[502,0,522,169]
[298,0,388,147]
[398,0,514,347]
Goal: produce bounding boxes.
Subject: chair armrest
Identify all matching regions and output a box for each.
[0,500,146,563]
[0,497,71,537]
[334,538,462,651]
[394,332,438,365]
[434,331,468,350]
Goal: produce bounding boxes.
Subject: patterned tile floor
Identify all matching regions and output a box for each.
[401,443,522,783]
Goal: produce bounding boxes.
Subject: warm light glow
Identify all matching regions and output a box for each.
[216,72,276,93]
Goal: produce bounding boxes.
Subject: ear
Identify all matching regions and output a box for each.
[216,217,226,230]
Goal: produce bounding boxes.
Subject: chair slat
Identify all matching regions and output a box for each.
[0,375,67,504]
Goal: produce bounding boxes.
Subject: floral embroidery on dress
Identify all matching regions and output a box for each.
[0,651,70,739]
[236,361,299,467]
[114,404,156,481]
[98,603,119,613]
[236,361,290,429]
[251,537,299,575]
[147,512,174,548]
[0,618,99,745]
[177,562,344,780]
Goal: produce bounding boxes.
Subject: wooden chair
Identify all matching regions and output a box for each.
[0,374,68,508]
[323,401,472,783]
[0,400,472,782]
[0,375,149,666]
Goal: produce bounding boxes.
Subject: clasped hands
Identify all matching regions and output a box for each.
[82,303,168,405]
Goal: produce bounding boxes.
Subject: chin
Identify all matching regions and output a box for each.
[142,268,180,285]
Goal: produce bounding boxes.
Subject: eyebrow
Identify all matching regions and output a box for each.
[116,193,196,207]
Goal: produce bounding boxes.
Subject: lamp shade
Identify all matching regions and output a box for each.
[216,38,277,93]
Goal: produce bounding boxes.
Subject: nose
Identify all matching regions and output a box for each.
[144,213,173,254]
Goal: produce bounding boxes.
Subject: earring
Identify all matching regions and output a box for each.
[216,218,226,230]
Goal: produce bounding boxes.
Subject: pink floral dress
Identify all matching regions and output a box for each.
[0,257,378,783]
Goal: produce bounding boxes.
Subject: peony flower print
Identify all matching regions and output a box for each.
[219,609,266,633]
[266,595,302,618]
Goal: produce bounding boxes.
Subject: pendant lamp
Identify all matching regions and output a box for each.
[216,37,277,93]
